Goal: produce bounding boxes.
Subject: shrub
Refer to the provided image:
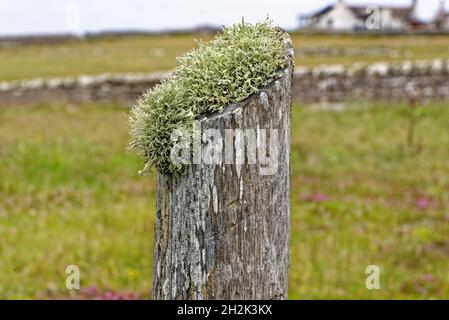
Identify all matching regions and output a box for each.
[129,20,289,175]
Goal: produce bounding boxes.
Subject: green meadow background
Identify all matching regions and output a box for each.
[1,33,449,299]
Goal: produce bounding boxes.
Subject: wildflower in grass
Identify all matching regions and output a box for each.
[415,196,437,210]
[127,268,137,281]
[78,286,143,300]
[301,192,330,203]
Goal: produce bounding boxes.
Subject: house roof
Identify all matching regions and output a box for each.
[309,4,334,18]
[308,3,417,23]
[351,6,414,21]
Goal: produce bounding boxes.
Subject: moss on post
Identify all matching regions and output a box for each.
[129,21,290,175]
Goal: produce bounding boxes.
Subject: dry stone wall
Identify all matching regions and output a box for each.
[1,60,448,106]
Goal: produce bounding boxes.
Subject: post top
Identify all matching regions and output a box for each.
[129,20,294,175]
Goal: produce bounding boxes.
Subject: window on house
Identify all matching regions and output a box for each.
[327,19,333,27]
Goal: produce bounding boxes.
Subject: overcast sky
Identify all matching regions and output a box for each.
[0,0,447,36]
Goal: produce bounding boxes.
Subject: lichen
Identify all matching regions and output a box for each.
[129,20,288,175]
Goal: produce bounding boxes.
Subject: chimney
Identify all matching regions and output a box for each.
[336,0,344,6]
[436,1,446,18]
[438,0,445,12]
[434,0,446,29]
[411,0,418,19]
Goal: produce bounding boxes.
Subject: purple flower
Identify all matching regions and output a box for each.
[76,286,143,300]
[302,192,330,203]
[416,197,437,210]
[422,274,434,282]
[81,285,98,297]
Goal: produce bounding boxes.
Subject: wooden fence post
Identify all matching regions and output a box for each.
[152,39,293,300]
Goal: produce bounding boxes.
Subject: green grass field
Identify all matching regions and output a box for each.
[1,33,449,81]
[1,102,449,299]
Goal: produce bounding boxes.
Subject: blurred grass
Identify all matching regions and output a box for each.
[0,35,204,82]
[1,33,449,81]
[1,102,449,299]
[0,103,155,299]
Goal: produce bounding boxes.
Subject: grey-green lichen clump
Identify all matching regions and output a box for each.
[129,20,289,175]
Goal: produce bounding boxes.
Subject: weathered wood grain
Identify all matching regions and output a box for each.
[152,39,294,300]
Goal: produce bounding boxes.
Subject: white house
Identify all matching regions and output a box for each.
[299,0,422,32]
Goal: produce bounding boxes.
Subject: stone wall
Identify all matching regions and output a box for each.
[1,60,449,106]
[0,73,169,106]
[294,60,449,103]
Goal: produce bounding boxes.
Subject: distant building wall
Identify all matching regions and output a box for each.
[313,3,363,31]
[301,0,418,32]
[440,15,449,30]
[379,9,408,30]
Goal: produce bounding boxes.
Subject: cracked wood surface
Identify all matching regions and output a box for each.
[152,45,293,300]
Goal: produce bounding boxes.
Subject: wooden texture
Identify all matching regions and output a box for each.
[152,42,293,300]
